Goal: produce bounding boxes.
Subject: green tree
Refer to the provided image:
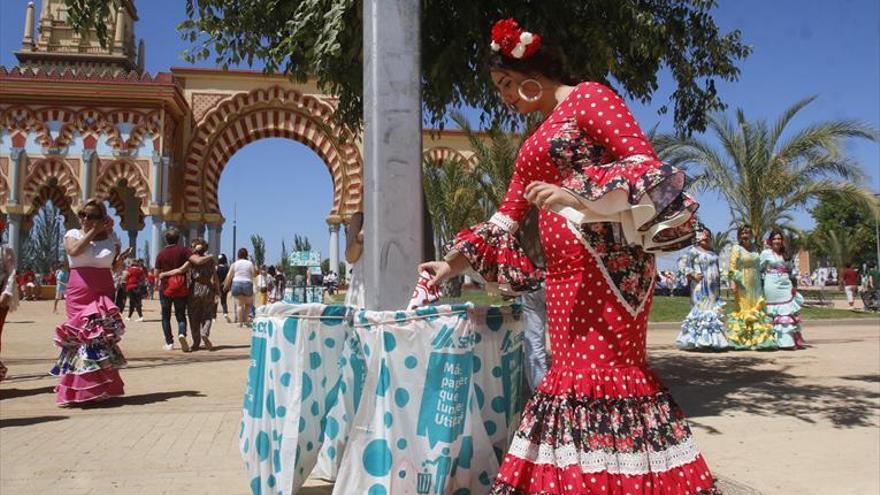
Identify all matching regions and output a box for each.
[809,193,879,266]
[250,234,266,267]
[423,156,483,296]
[709,232,732,255]
[655,96,879,241]
[449,112,543,216]
[21,202,65,273]
[279,240,291,277]
[293,234,312,252]
[65,0,751,134]
[290,234,313,278]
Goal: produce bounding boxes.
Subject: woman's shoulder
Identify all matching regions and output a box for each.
[64,228,83,239]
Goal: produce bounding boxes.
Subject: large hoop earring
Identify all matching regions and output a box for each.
[518,79,543,102]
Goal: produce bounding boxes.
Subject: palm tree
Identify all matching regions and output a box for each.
[449,111,542,215]
[809,228,859,288]
[655,97,879,241]
[709,232,732,255]
[422,155,482,296]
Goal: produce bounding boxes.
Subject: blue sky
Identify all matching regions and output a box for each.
[2,0,878,269]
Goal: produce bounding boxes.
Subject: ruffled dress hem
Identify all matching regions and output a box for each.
[676,305,729,351]
[51,293,127,406]
[490,366,719,495]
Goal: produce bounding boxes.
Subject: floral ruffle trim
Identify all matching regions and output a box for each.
[489,480,723,495]
[677,307,729,351]
[52,296,127,375]
[447,215,543,293]
[558,156,699,252]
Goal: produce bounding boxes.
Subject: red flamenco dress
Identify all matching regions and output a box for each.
[448,82,719,494]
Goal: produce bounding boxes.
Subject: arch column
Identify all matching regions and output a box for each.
[207,223,222,257]
[328,222,341,276]
[150,216,163,267]
[81,149,97,200]
[6,214,22,261]
[9,148,25,204]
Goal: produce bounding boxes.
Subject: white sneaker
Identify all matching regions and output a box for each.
[136,317,144,322]
[125,317,131,321]
[163,343,173,351]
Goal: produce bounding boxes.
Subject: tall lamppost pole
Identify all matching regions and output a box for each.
[232,202,237,259]
[874,193,879,264]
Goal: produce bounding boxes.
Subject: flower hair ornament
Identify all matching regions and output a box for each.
[490,18,542,60]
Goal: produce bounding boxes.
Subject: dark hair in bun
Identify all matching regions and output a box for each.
[488,44,578,85]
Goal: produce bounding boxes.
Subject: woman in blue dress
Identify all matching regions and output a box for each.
[676,227,729,350]
[760,230,806,349]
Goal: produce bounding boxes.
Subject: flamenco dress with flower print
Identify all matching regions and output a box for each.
[726,245,775,350]
[675,246,729,351]
[50,229,126,406]
[448,82,720,495]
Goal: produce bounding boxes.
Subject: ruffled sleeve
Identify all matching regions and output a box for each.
[552,82,698,252]
[446,170,543,294]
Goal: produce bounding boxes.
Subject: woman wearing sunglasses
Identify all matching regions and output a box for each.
[50,199,131,406]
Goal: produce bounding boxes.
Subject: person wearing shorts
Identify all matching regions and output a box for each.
[224,248,256,328]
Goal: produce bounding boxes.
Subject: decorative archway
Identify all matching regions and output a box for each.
[183,85,363,222]
[21,157,81,216]
[95,158,151,231]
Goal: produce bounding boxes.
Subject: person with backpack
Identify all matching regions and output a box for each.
[154,228,211,352]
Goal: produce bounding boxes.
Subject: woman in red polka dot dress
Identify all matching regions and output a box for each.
[420,18,720,495]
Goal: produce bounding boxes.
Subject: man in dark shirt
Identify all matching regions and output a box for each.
[154,228,192,351]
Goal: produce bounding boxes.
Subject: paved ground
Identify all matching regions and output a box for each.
[1,299,877,495]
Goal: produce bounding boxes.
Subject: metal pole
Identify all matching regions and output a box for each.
[363,0,423,310]
[875,193,880,264]
[232,202,237,258]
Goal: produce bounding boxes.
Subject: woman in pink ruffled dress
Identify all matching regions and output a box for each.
[421,18,719,495]
[51,199,130,406]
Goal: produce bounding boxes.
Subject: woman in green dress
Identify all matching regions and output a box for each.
[726,225,775,350]
[760,230,805,349]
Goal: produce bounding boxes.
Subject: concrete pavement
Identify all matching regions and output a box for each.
[1,299,877,494]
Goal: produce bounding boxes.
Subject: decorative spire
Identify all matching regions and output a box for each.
[21,2,35,50]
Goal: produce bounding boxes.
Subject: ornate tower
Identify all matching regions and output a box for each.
[14,0,143,75]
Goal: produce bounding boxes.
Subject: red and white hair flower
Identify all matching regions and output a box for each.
[490,18,542,60]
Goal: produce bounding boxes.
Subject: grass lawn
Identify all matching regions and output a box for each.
[329,290,876,322]
[648,296,876,322]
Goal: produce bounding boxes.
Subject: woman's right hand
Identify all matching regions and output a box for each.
[418,261,453,288]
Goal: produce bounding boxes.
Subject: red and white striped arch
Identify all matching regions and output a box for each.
[94,159,151,210]
[422,146,478,168]
[183,86,363,219]
[21,158,81,216]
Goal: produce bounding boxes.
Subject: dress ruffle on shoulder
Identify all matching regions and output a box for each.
[556,155,699,252]
[447,213,543,294]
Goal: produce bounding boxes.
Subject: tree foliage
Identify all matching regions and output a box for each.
[250,234,265,267]
[65,0,751,134]
[21,202,65,273]
[292,234,312,252]
[809,193,879,266]
[655,96,879,241]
